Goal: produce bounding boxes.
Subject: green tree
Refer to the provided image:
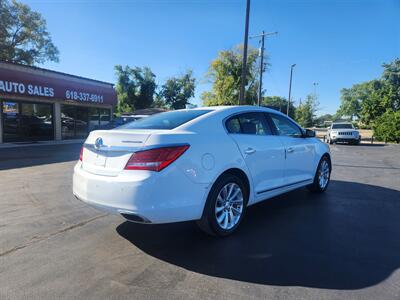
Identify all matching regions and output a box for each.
[336,87,362,120]
[262,96,296,119]
[372,110,400,143]
[0,0,59,65]
[336,59,400,125]
[314,114,334,127]
[160,70,196,109]
[114,65,156,113]
[381,58,400,111]
[295,94,319,127]
[382,58,400,87]
[359,80,388,125]
[152,93,167,109]
[201,45,267,106]
[338,81,388,125]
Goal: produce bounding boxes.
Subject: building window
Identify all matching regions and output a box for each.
[99,108,111,127]
[88,107,111,131]
[1,100,54,142]
[61,105,111,139]
[89,107,100,131]
[61,105,89,139]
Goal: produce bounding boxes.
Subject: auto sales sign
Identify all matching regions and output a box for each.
[0,64,117,106]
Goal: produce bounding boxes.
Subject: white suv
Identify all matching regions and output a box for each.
[327,122,361,145]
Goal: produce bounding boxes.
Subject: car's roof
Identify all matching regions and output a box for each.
[189,105,283,114]
[175,105,298,131]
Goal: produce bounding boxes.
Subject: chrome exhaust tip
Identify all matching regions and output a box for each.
[120,213,151,224]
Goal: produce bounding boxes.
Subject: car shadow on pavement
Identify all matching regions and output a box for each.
[116,180,400,290]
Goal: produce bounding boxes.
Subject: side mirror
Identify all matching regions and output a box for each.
[304,129,316,138]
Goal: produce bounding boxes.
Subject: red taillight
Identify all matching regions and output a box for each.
[79,146,84,161]
[125,145,189,172]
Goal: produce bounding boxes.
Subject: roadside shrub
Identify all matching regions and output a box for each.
[372,110,400,142]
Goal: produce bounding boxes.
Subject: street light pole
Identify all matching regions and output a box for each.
[239,0,251,105]
[287,63,296,116]
[250,31,278,106]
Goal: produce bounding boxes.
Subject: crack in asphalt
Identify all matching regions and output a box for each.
[0,214,108,257]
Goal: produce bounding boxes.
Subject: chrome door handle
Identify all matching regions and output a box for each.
[287,147,294,153]
[244,148,256,155]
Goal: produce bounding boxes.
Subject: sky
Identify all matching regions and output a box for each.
[24,0,400,115]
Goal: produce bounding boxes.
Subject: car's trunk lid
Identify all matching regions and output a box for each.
[81,129,160,176]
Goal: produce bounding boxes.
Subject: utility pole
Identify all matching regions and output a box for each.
[287,64,296,115]
[239,0,251,105]
[313,82,319,98]
[250,31,278,106]
[258,31,265,106]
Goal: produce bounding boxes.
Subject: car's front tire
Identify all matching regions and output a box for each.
[197,173,248,237]
[307,156,331,193]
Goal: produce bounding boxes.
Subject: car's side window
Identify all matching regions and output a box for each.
[226,112,272,135]
[226,117,241,134]
[268,113,303,137]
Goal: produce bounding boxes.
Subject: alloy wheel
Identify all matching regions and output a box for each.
[214,182,244,230]
[318,160,330,189]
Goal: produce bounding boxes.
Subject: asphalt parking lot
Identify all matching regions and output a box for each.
[1,142,400,299]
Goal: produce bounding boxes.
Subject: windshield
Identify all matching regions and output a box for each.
[118,109,212,130]
[332,124,353,129]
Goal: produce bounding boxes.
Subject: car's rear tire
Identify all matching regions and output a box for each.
[197,173,248,237]
[307,156,331,193]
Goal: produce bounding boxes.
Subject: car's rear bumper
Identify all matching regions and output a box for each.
[72,162,209,224]
[332,137,360,143]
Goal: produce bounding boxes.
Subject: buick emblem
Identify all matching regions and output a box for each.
[94,137,103,150]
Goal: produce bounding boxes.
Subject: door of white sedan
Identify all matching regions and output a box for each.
[225,112,286,203]
[268,113,316,185]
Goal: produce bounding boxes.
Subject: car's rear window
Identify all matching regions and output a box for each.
[332,124,353,129]
[118,109,212,130]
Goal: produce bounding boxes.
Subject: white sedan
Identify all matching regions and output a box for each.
[73,106,331,236]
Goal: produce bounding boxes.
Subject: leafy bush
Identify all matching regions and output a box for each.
[373,110,400,142]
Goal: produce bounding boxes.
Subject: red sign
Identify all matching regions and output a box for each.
[0,66,117,106]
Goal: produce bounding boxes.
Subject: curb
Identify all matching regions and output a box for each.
[0,139,85,149]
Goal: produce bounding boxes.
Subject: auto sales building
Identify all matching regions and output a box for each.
[0,61,117,144]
